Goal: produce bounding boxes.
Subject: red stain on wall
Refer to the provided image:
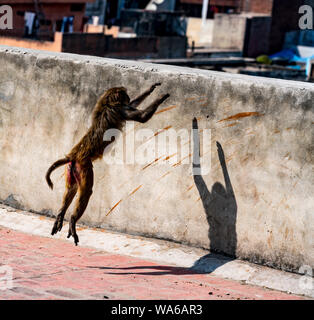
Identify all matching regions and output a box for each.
[218,112,263,122]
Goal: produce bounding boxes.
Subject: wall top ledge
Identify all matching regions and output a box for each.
[1,45,314,92]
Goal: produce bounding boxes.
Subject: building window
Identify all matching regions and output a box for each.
[70,3,85,12]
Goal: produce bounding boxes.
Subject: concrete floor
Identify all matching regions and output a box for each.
[0,204,312,300]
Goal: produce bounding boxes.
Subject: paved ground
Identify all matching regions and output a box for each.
[0,226,305,300]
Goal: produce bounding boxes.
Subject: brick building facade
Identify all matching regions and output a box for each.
[0,0,93,39]
[181,0,308,54]
[177,0,273,15]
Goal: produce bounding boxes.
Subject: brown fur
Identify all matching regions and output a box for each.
[45,84,169,245]
[67,87,129,163]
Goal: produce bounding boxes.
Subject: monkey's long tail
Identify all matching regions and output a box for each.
[45,158,70,190]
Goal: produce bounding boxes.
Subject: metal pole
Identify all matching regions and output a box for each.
[202,0,209,26]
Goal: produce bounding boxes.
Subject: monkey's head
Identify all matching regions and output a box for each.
[102,87,130,107]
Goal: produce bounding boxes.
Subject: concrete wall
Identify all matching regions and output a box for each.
[244,16,272,57]
[105,36,186,59]
[186,18,213,47]
[0,46,313,274]
[62,33,110,56]
[212,13,272,57]
[0,32,63,52]
[0,33,187,59]
[212,1,309,56]
[212,14,248,50]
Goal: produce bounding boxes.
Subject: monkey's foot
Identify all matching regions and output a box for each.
[51,216,64,236]
[67,229,79,246]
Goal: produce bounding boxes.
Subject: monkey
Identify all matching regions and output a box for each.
[45,83,170,245]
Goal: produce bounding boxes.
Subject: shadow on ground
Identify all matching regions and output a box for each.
[87,252,233,276]
[88,265,203,276]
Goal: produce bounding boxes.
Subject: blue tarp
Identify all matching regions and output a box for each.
[270,48,314,76]
[270,48,298,61]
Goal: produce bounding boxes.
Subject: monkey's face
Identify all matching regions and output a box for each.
[121,89,130,106]
[103,87,130,107]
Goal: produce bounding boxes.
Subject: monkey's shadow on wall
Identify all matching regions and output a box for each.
[191,118,238,273]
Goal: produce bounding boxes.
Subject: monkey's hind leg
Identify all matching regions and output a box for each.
[67,162,93,245]
[51,165,78,236]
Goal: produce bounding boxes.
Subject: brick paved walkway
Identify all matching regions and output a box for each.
[0,226,304,300]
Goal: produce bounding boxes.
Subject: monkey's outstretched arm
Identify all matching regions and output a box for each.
[122,93,170,123]
[129,83,161,109]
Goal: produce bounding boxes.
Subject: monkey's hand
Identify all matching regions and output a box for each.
[160,93,170,103]
[161,93,170,102]
[150,82,161,92]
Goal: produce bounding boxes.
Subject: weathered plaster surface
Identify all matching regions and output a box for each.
[0,46,313,273]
